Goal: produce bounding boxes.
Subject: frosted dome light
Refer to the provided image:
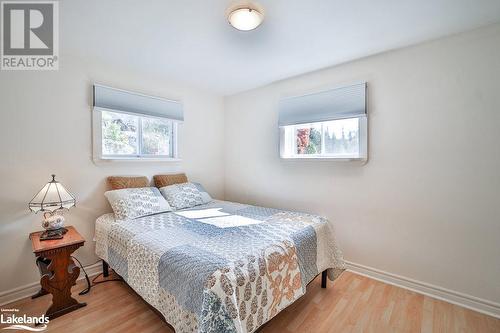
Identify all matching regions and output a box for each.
[228,7,264,31]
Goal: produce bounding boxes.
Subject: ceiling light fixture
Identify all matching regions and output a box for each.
[227,6,264,31]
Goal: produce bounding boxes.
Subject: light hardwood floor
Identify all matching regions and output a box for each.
[2,271,499,332]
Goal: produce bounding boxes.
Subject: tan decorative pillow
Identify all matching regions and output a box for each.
[107,176,149,190]
[153,173,188,188]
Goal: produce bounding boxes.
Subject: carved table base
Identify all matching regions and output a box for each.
[38,244,86,320]
[30,226,87,321]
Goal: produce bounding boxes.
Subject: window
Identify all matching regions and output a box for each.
[92,84,183,161]
[279,82,367,160]
[141,117,173,156]
[101,110,174,158]
[280,117,365,159]
[101,111,139,155]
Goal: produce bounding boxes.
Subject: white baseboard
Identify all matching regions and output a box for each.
[0,262,102,307]
[345,260,500,319]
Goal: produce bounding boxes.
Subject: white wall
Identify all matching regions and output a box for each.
[0,55,225,293]
[224,24,500,304]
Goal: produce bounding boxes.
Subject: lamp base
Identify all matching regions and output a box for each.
[40,227,68,241]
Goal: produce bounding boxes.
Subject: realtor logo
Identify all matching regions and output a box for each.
[1,1,59,70]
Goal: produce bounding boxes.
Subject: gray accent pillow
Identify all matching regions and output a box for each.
[105,187,172,220]
[192,182,212,204]
[159,182,211,210]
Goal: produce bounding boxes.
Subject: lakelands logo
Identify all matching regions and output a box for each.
[1,0,59,70]
[1,308,48,331]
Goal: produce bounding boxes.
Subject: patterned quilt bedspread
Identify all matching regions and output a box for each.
[95,200,344,333]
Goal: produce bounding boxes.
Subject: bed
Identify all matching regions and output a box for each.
[94,199,345,333]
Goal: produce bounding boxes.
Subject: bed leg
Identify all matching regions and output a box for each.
[321,270,327,288]
[102,260,109,277]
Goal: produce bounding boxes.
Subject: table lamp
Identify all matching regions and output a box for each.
[29,174,76,240]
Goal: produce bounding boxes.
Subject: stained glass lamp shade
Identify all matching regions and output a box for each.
[29,175,76,240]
[29,175,76,213]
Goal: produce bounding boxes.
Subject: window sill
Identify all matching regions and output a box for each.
[93,156,182,164]
[280,156,367,162]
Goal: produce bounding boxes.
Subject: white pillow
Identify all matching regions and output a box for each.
[105,187,171,220]
[159,182,211,210]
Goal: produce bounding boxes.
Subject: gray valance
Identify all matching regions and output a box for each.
[278,82,366,126]
[93,84,183,122]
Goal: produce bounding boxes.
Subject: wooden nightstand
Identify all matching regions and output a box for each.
[29,226,87,320]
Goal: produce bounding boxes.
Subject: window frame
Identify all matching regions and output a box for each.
[279,116,368,161]
[92,107,180,162]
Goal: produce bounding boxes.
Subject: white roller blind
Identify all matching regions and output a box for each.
[93,84,183,122]
[278,82,366,126]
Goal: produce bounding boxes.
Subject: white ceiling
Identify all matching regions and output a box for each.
[62,0,500,96]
